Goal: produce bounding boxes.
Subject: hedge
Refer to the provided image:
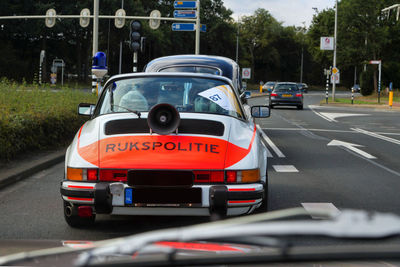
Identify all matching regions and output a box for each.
[0,78,97,161]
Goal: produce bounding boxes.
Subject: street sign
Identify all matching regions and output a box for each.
[332,67,339,74]
[242,68,251,79]
[173,10,196,18]
[369,60,381,64]
[330,73,340,84]
[80,8,90,28]
[174,1,197,9]
[320,37,334,50]
[149,10,161,30]
[45,9,56,28]
[172,23,195,31]
[114,9,126,29]
[200,24,206,32]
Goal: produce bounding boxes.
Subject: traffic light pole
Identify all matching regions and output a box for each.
[93,0,99,56]
[332,0,338,101]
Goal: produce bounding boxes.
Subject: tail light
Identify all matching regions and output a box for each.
[193,171,224,183]
[226,169,260,183]
[271,93,278,97]
[193,169,261,184]
[295,93,302,97]
[99,169,128,182]
[87,169,98,181]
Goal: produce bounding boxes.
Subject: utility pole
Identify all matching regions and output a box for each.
[332,0,338,101]
[93,0,99,56]
[236,16,239,63]
[195,0,200,54]
[119,0,124,74]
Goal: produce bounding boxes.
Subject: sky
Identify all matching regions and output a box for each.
[223,0,334,27]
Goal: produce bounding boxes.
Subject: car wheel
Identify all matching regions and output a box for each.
[64,201,95,228]
[297,105,303,110]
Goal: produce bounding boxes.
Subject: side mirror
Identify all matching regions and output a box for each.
[244,91,251,99]
[78,103,95,116]
[251,105,270,118]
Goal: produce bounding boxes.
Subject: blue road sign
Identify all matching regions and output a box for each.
[174,10,197,18]
[390,82,393,91]
[172,23,195,31]
[201,24,206,32]
[174,1,197,9]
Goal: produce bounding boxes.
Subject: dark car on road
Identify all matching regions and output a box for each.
[270,82,303,110]
[262,81,276,92]
[297,83,308,93]
[351,84,361,93]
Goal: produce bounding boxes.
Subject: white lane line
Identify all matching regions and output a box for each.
[320,112,370,121]
[272,165,298,172]
[266,146,273,158]
[256,124,285,158]
[301,203,340,219]
[352,128,400,145]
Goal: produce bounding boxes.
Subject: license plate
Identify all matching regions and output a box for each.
[282,94,292,97]
[125,188,133,204]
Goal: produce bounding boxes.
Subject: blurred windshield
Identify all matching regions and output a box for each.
[97,76,243,118]
[159,66,221,75]
[274,84,299,92]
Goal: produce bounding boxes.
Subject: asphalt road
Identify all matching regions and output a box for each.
[0,91,399,243]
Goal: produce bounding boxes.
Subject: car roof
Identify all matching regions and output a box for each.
[276,82,298,85]
[143,54,238,80]
[102,72,235,92]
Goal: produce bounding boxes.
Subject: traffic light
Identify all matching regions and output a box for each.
[130,20,141,52]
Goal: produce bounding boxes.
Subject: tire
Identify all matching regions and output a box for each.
[297,105,303,110]
[63,201,96,228]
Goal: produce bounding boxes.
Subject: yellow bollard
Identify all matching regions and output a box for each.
[259,84,263,93]
[389,91,393,108]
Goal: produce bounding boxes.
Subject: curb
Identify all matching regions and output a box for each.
[0,150,65,190]
[320,102,400,112]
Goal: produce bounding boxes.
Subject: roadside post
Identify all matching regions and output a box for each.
[92,52,107,96]
[389,82,393,108]
[351,88,354,105]
[39,50,45,85]
[259,81,264,93]
[369,60,382,104]
[324,68,331,104]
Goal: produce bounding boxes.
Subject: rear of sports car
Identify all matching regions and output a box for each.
[60,73,268,226]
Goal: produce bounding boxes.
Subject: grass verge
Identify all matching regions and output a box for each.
[0,78,97,161]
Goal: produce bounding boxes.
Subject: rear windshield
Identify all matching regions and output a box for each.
[274,84,299,91]
[159,66,221,75]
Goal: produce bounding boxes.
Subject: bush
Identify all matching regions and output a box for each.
[0,79,97,161]
[360,70,374,96]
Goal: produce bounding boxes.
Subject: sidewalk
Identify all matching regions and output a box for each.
[0,148,66,189]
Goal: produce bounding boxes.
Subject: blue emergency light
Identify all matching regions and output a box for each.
[92,52,108,79]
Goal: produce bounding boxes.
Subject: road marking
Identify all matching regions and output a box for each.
[272,165,298,172]
[262,127,400,136]
[256,124,285,158]
[320,112,370,122]
[301,203,340,219]
[352,128,400,145]
[327,139,377,159]
[312,109,336,122]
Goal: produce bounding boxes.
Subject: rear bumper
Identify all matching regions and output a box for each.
[60,181,264,216]
[271,97,303,106]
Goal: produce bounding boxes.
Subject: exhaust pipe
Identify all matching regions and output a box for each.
[65,205,73,217]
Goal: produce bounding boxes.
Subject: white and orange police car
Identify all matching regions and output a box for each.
[61,72,270,227]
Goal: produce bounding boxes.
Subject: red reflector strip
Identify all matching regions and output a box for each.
[155,241,242,252]
[228,200,256,204]
[67,197,94,202]
[67,185,95,189]
[228,188,256,192]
